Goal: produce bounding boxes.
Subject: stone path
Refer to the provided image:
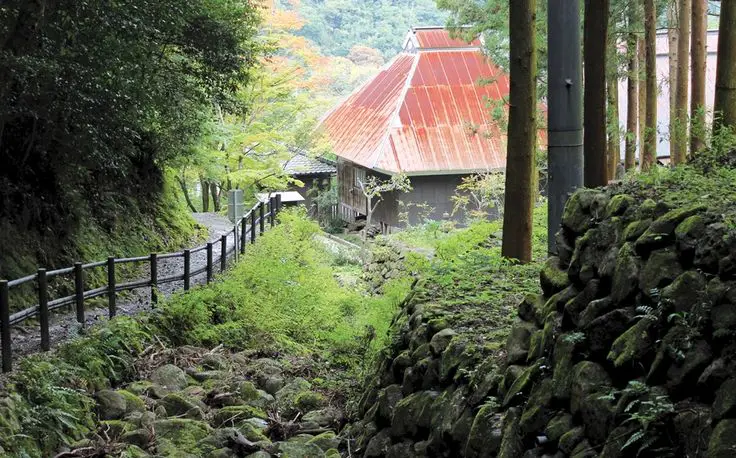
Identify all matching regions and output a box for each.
[10,213,238,359]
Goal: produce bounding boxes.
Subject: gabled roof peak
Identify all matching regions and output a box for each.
[403,26,482,52]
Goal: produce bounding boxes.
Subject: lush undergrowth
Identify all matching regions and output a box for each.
[0,210,411,457]
[1,173,203,312]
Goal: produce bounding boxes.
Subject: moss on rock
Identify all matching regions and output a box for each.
[540,256,571,296]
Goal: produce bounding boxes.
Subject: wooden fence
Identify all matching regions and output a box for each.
[0,195,282,373]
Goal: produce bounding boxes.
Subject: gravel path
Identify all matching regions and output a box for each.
[10,213,239,359]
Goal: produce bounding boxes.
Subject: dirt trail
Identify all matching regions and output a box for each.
[10,212,237,359]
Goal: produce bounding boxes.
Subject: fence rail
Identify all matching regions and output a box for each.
[0,195,283,373]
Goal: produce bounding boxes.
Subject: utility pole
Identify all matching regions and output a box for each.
[547,0,584,254]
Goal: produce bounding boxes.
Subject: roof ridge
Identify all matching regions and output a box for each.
[370,51,420,172]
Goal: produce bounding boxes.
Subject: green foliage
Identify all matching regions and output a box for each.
[279,0,449,58]
[0,317,152,457]
[157,209,411,358]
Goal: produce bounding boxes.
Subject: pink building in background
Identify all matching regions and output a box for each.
[617,30,719,160]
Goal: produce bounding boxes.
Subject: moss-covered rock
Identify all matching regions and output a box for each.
[517,293,544,326]
[622,219,652,242]
[562,189,609,235]
[544,412,573,444]
[598,424,638,458]
[153,418,212,455]
[97,390,127,420]
[159,393,205,419]
[584,308,635,357]
[635,205,707,253]
[569,361,612,416]
[558,426,585,454]
[708,419,736,457]
[611,242,641,304]
[99,419,135,437]
[578,297,614,327]
[212,405,268,427]
[390,391,438,438]
[518,378,554,436]
[563,279,601,327]
[307,431,340,451]
[376,384,404,425]
[540,256,571,296]
[673,403,712,457]
[364,428,392,457]
[429,328,457,356]
[640,248,684,296]
[151,364,189,393]
[607,318,655,369]
[464,406,502,457]
[660,270,708,314]
[502,361,542,408]
[118,390,146,415]
[666,339,713,395]
[713,378,736,421]
[497,407,523,458]
[551,333,580,402]
[274,441,325,457]
[505,321,537,365]
[606,194,635,218]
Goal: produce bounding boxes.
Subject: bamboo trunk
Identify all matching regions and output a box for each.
[667,3,679,162]
[501,0,536,263]
[690,0,707,153]
[642,0,658,170]
[638,36,647,169]
[607,74,621,179]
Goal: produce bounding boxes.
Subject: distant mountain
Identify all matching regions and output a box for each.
[282,0,448,58]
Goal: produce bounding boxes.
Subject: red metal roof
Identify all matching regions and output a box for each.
[320,28,514,175]
[412,28,482,49]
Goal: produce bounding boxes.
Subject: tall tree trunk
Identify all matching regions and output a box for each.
[176,175,197,213]
[638,36,647,169]
[210,182,221,212]
[607,74,621,179]
[667,3,679,162]
[200,176,210,212]
[501,0,536,263]
[714,1,736,132]
[584,0,609,187]
[643,0,658,170]
[626,32,639,170]
[690,0,707,153]
[673,0,691,164]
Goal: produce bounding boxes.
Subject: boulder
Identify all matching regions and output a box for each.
[519,378,554,436]
[497,408,524,458]
[364,428,392,457]
[502,362,542,408]
[464,406,503,457]
[151,364,188,393]
[561,189,608,235]
[506,321,537,365]
[429,329,457,355]
[635,204,706,253]
[307,431,340,451]
[673,403,712,457]
[390,391,439,438]
[611,243,641,304]
[584,308,635,357]
[273,441,325,457]
[376,385,404,425]
[570,361,612,416]
[708,419,736,457]
[713,378,736,421]
[607,318,656,369]
[660,270,707,314]
[540,256,571,296]
[159,393,206,419]
[558,427,585,454]
[97,390,127,420]
[640,248,683,297]
[544,412,573,444]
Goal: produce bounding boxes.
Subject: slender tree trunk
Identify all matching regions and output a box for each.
[626,33,639,170]
[200,177,210,212]
[638,36,647,169]
[501,0,536,263]
[210,182,221,212]
[690,0,707,153]
[584,0,609,187]
[673,0,691,164]
[643,0,658,170]
[714,1,736,132]
[177,175,198,213]
[607,74,621,179]
[667,3,680,162]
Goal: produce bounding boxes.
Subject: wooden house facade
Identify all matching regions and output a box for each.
[320,27,513,229]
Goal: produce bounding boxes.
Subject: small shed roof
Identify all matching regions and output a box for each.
[256,191,305,204]
[319,27,515,176]
[282,152,336,176]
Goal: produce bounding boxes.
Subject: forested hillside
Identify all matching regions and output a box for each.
[276,0,448,58]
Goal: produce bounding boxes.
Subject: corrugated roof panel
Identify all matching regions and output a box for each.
[320,27,527,174]
[414,28,482,49]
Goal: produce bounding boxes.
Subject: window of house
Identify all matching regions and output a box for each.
[354,168,366,189]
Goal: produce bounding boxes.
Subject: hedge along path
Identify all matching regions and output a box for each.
[0,196,283,372]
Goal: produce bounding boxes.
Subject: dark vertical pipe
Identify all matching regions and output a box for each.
[259,202,265,235]
[1,280,11,372]
[74,263,85,326]
[107,257,116,318]
[250,209,256,244]
[38,269,50,351]
[233,223,239,262]
[240,217,247,254]
[183,249,191,291]
[220,235,227,272]
[276,194,282,214]
[206,242,213,283]
[150,253,158,306]
[548,0,584,254]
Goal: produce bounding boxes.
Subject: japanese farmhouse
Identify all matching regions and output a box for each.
[319,27,511,229]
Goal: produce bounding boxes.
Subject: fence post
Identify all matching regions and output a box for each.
[259,202,265,235]
[150,253,158,306]
[1,280,11,372]
[233,224,239,262]
[38,268,50,351]
[183,249,191,291]
[269,197,276,228]
[220,235,227,272]
[107,257,116,318]
[206,243,213,283]
[276,193,282,214]
[74,263,85,327]
[240,217,247,254]
[250,209,256,244]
